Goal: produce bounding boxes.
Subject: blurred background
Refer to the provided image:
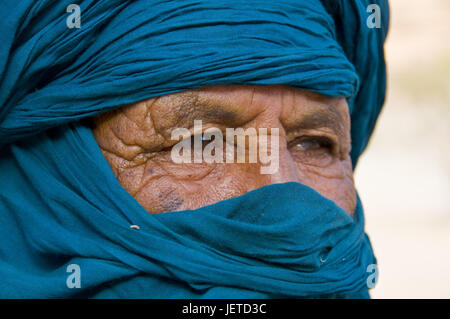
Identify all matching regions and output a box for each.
[355,0,450,298]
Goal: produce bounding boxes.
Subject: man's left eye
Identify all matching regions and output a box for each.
[289,136,334,153]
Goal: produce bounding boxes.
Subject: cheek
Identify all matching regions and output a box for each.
[294,155,356,215]
[105,144,356,215]
[120,152,264,213]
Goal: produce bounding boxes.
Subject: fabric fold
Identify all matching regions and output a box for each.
[0,0,388,298]
[0,0,388,165]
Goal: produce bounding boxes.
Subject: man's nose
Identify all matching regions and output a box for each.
[247,86,303,186]
[263,142,303,185]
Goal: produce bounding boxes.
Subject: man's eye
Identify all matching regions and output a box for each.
[190,134,210,149]
[289,136,334,154]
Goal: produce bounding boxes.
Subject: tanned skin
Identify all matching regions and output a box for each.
[92,85,356,215]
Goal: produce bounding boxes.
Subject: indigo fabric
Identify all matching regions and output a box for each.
[0,0,388,298]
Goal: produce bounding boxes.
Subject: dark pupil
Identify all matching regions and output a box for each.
[298,139,321,151]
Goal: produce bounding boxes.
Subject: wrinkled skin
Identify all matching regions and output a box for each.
[92,85,356,215]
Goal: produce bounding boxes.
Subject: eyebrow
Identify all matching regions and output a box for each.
[155,91,347,141]
[154,93,250,131]
[203,107,239,124]
[284,106,346,140]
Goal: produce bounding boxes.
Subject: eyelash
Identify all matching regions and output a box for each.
[288,136,336,154]
[183,134,336,152]
[168,133,338,160]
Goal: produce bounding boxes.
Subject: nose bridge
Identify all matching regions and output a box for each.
[253,124,302,185]
[250,87,303,186]
[264,141,302,185]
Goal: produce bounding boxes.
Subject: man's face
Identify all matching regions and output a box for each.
[92,85,356,215]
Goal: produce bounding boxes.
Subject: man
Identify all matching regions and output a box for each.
[0,0,388,298]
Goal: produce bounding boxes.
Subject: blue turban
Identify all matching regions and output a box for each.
[0,0,388,298]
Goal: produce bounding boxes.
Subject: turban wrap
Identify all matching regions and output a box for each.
[0,0,389,298]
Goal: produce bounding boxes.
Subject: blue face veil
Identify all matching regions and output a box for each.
[0,0,388,298]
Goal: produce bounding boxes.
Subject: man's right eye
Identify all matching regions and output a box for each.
[193,134,211,149]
